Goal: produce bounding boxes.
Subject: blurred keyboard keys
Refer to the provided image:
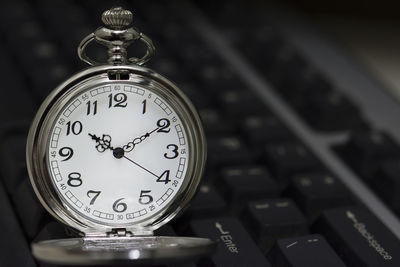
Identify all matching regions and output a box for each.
[218,90,268,117]
[313,206,400,267]
[268,234,347,267]
[264,142,320,187]
[190,217,272,267]
[218,166,280,212]
[373,159,400,213]
[188,183,227,217]
[240,115,292,145]
[286,173,353,220]
[199,108,233,135]
[336,130,400,181]
[241,199,308,252]
[208,136,253,167]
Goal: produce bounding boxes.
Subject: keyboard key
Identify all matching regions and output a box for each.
[264,142,320,187]
[240,115,293,145]
[189,217,272,267]
[241,199,308,252]
[208,136,253,167]
[373,159,400,213]
[313,206,400,267]
[286,173,354,220]
[299,91,364,131]
[268,234,347,267]
[188,183,227,217]
[218,90,268,117]
[149,56,186,83]
[218,166,280,212]
[178,82,213,109]
[280,68,333,100]
[199,108,234,135]
[195,63,241,91]
[336,130,400,181]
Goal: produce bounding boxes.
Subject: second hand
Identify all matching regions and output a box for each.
[123,155,159,178]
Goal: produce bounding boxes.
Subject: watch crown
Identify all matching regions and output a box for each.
[101,7,133,30]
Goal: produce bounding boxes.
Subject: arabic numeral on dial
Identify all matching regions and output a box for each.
[87,190,101,205]
[164,144,178,159]
[59,147,73,161]
[156,170,171,184]
[67,172,82,187]
[157,118,170,133]
[112,198,127,213]
[86,100,97,115]
[108,93,127,108]
[142,99,146,114]
[82,94,89,101]
[139,190,153,204]
[66,121,82,136]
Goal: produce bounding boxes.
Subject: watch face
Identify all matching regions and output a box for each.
[46,82,190,226]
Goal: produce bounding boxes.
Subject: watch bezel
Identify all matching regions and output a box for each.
[26,65,206,236]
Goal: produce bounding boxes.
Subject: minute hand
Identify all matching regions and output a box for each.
[122,127,159,152]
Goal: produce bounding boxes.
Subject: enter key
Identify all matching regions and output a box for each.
[190,217,272,267]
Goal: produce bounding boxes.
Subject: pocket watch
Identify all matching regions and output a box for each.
[26,7,213,265]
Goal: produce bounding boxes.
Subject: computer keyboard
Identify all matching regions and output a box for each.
[0,0,400,266]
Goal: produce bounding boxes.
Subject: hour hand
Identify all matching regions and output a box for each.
[123,127,158,153]
[89,133,114,152]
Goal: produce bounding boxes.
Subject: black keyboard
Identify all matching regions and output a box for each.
[1,0,400,266]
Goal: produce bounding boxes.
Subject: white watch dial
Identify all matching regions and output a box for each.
[47,83,189,226]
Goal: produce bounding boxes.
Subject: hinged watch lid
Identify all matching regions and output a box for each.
[27,6,214,265]
[33,236,215,265]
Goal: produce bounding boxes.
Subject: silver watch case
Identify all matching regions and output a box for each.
[26,65,212,264]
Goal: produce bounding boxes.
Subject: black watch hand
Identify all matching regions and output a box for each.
[123,127,159,152]
[88,133,114,152]
[123,155,159,178]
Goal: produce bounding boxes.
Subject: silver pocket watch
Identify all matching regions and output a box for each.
[26,7,213,265]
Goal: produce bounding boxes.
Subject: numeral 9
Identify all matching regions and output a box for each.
[59,147,73,161]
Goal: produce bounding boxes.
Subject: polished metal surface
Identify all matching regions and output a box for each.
[78,7,155,66]
[32,236,215,265]
[26,65,207,236]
